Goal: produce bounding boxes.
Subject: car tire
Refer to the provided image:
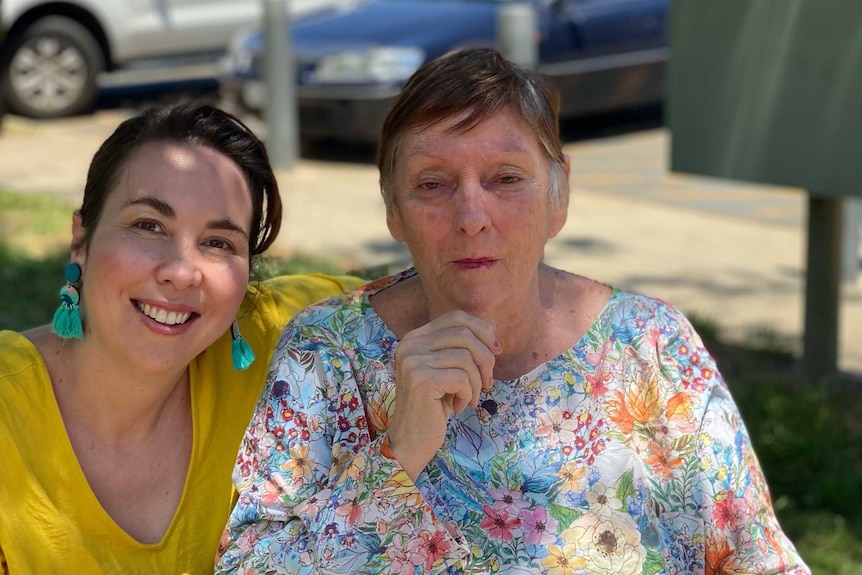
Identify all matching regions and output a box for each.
[1,16,105,118]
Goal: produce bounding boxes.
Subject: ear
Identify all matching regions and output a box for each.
[70,211,88,266]
[548,157,570,240]
[386,204,406,242]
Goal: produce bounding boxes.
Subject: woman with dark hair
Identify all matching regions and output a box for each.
[0,103,360,573]
[217,50,809,574]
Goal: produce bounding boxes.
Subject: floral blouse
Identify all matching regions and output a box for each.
[216,270,810,575]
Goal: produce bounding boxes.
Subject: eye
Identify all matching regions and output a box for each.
[417,181,443,191]
[498,174,522,185]
[203,237,237,253]
[133,219,163,234]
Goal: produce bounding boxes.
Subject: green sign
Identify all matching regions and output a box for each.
[669,0,862,197]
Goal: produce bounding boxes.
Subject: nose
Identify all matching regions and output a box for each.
[156,239,203,289]
[454,178,491,237]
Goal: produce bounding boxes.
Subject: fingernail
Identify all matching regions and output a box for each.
[493,339,501,351]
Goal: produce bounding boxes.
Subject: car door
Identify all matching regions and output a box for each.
[150,0,260,55]
[538,0,668,115]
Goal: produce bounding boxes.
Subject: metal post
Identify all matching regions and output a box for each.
[263,0,298,169]
[497,3,538,69]
[841,197,861,282]
[802,195,843,382]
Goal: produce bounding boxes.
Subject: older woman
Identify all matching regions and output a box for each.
[217,49,809,574]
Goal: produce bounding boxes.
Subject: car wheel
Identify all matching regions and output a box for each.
[1,16,105,118]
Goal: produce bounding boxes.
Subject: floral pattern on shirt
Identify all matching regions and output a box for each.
[216,269,809,575]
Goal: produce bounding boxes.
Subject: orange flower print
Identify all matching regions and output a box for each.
[607,390,635,434]
[626,370,662,424]
[608,369,662,434]
[705,533,734,574]
[645,440,683,480]
[664,391,696,434]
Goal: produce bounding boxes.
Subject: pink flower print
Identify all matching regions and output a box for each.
[487,486,531,516]
[521,506,560,546]
[386,541,416,575]
[585,361,611,397]
[585,339,613,367]
[712,491,753,531]
[334,490,364,526]
[408,531,452,571]
[480,504,522,541]
[535,407,578,446]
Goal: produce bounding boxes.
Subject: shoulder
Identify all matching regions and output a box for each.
[271,273,404,360]
[246,273,365,314]
[0,330,45,379]
[0,330,52,422]
[601,289,698,343]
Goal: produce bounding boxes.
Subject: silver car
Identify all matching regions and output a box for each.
[0,0,355,118]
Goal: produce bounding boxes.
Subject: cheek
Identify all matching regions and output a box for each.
[401,205,452,243]
[217,266,251,311]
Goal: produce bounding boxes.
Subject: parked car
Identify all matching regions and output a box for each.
[220,0,668,143]
[0,0,357,118]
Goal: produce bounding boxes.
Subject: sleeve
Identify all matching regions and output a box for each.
[215,317,469,575]
[659,309,810,575]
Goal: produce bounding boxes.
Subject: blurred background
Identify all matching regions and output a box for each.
[1,1,860,572]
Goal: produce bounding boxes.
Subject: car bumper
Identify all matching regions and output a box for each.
[223,77,399,143]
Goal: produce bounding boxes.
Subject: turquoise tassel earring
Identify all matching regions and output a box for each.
[51,263,84,340]
[231,320,255,370]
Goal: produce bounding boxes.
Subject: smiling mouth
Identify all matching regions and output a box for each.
[136,301,194,326]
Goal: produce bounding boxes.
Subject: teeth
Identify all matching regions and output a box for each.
[138,302,192,326]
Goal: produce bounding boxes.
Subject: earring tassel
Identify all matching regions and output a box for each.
[52,302,83,339]
[231,323,255,370]
[51,278,83,340]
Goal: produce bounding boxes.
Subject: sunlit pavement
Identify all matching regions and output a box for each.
[1,111,859,374]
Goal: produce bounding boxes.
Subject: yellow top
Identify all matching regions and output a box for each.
[0,273,362,574]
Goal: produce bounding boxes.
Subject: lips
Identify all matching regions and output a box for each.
[454,258,497,269]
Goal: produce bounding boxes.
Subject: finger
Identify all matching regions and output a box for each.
[403,349,483,410]
[427,310,501,356]
[403,324,497,389]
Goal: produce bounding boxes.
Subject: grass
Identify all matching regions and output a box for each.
[2,188,860,573]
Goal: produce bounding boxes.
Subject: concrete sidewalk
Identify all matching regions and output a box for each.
[1,111,859,373]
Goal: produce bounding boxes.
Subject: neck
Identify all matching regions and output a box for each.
[430,265,556,380]
[50,338,191,443]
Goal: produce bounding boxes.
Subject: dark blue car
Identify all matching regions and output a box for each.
[220,0,667,142]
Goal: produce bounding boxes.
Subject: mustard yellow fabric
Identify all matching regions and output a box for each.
[0,274,362,574]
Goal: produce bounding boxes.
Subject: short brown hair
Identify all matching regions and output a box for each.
[377,47,567,208]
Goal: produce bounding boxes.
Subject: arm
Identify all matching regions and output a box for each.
[694,379,810,574]
[661,313,810,574]
[215,317,468,575]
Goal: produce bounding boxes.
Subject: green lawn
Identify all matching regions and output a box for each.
[1,188,860,573]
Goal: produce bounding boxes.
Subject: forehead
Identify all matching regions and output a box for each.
[398,108,544,163]
[108,140,253,216]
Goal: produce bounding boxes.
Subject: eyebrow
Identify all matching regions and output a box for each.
[127,196,249,239]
